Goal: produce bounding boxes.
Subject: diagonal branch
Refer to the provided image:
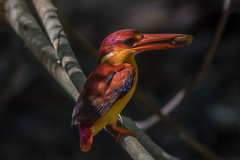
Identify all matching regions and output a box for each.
[32,0,86,92]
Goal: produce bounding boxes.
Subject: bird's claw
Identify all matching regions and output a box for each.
[111,124,136,142]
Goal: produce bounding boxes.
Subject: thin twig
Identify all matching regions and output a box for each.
[135,89,186,130]
[187,0,231,91]
[5,0,177,159]
[136,0,232,130]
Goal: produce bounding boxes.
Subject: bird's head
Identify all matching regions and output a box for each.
[99,29,193,65]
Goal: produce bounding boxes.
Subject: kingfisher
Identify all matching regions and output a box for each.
[71,29,193,152]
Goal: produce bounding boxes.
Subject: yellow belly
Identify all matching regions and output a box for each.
[91,57,138,135]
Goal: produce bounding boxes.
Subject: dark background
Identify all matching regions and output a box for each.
[0,0,240,159]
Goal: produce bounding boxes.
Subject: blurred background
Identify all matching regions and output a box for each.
[0,0,240,159]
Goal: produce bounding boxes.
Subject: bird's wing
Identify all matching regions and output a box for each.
[71,63,135,125]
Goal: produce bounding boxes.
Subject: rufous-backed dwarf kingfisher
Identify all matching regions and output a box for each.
[71,29,193,152]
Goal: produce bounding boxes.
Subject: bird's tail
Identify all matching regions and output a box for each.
[77,123,94,152]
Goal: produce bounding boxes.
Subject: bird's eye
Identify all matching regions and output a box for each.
[123,38,135,46]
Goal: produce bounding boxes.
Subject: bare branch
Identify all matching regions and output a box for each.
[135,89,186,130]
[121,116,179,160]
[4,0,79,100]
[4,0,178,159]
[32,0,86,92]
[105,116,179,160]
[106,123,155,160]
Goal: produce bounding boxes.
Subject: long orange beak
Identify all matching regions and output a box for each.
[133,34,193,52]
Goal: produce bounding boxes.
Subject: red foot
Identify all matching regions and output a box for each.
[111,124,136,142]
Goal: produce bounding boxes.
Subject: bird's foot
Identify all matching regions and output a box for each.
[111,124,136,142]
